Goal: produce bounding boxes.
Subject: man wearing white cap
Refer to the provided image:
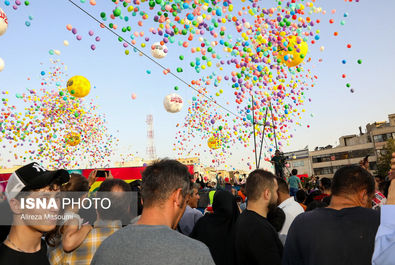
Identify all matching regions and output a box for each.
[0,162,69,265]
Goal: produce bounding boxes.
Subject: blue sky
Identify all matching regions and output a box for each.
[0,0,394,170]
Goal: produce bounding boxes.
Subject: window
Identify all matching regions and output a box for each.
[292,161,305,167]
[314,167,333,175]
[374,133,393,143]
[349,149,374,159]
[312,155,332,163]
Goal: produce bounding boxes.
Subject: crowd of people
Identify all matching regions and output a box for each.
[0,153,394,265]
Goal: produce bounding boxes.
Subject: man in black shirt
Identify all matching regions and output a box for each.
[0,162,69,265]
[283,165,380,265]
[235,169,283,265]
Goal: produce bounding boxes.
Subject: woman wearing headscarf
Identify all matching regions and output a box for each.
[190,190,240,265]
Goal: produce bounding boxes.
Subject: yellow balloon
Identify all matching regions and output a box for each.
[65,131,81,146]
[278,36,308,67]
[207,136,221,150]
[67,76,91,98]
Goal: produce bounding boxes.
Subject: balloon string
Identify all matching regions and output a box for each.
[66,0,267,126]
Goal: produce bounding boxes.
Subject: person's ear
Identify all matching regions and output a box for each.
[262,188,270,201]
[358,190,370,208]
[9,198,23,215]
[172,188,184,208]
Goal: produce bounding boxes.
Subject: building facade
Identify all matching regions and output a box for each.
[285,113,395,179]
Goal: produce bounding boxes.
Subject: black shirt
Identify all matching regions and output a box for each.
[0,239,50,265]
[282,207,380,265]
[235,209,283,265]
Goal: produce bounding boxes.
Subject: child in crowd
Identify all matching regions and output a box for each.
[48,174,92,263]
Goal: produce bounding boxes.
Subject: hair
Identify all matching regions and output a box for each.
[295,190,307,203]
[61,173,89,192]
[331,165,375,197]
[246,169,276,201]
[306,200,327,212]
[320,177,331,191]
[141,159,192,208]
[276,177,289,194]
[291,169,298,176]
[192,183,201,190]
[379,180,391,197]
[267,207,286,232]
[97,179,132,222]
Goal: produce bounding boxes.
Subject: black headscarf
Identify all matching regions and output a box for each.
[190,190,240,265]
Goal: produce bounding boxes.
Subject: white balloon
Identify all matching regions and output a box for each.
[0,57,4,72]
[0,8,8,36]
[163,93,183,113]
[151,42,167,59]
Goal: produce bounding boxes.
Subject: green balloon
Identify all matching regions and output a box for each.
[113,8,121,17]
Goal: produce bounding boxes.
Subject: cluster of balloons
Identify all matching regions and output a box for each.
[0,59,119,168]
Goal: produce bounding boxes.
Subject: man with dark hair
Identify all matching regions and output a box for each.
[178,183,203,235]
[91,159,215,265]
[271,150,286,180]
[313,177,331,204]
[287,169,302,197]
[283,165,380,265]
[0,162,70,265]
[276,178,304,245]
[295,190,307,210]
[235,169,283,265]
[49,178,131,265]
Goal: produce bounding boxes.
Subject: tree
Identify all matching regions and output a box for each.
[377,139,395,177]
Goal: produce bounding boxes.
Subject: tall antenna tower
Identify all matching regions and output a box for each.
[146,114,157,161]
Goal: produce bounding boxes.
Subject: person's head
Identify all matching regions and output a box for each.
[295,190,307,204]
[6,162,69,233]
[374,175,385,191]
[212,190,239,218]
[129,179,141,192]
[61,173,89,192]
[291,169,298,176]
[246,169,278,214]
[267,207,286,232]
[276,177,290,204]
[306,200,327,212]
[320,177,331,193]
[96,178,131,223]
[141,159,192,228]
[239,183,246,195]
[188,183,201,208]
[275,150,280,156]
[331,165,375,208]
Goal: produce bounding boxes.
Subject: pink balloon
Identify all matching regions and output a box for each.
[131,93,137,100]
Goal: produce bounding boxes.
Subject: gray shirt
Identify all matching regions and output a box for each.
[178,205,203,236]
[91,224,215,265]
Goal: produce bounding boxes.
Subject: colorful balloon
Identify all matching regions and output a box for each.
[163,93,183,113]
[0,8,8,36]
[151,42,167,59]
[67,75,91,98]
[65,131,81,146]
[207,136,221,150]
[0,57,4,72]
[278,36,309,68]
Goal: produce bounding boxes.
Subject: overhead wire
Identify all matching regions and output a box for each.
[66,0,266,125]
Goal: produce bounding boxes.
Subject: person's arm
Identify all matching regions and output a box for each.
[298,178,303,190]
[61,219,92,252]
[372,179,395,264]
